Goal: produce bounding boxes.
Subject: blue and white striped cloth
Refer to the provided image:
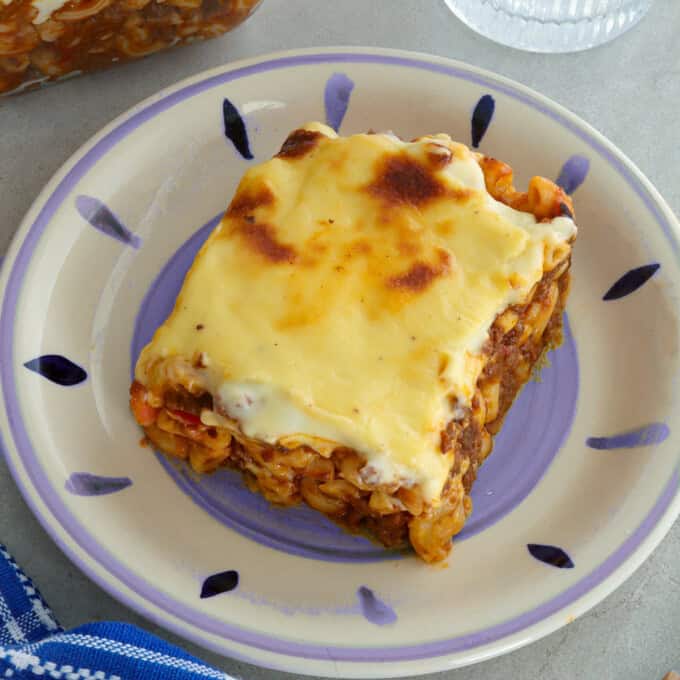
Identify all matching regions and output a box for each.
[0,545,235,680]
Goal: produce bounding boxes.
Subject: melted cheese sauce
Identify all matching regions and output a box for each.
[136,123,576,501]
[30,0,69,23]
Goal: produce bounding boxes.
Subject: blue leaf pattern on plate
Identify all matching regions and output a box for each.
[471,94,495,148]
[222,98,253,160]
[65,473,132,496]
[75,195,141,248]
[24,355,87,386]
[324,73,355,132]
[555,155,589,195]
[586,423,669,450]
[527,544,574,568]
[200,570,239,599]
[559,201,574,219]
[603,263,660,300]
[357,586,397,625]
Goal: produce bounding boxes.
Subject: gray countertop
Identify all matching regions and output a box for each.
[1,1,679,679]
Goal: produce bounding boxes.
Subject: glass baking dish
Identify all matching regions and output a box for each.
[0,0,261,95]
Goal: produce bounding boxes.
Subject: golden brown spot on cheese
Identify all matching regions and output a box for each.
[387,249,452,293]
[276,293,322,330]
[368,153,445,207]
[227,185,275,219]
[435,220,455,237]
[236,222,297,264]
[450,186,474,202]
[388,263,439,292]
[344,239,373,259]
[426,143,453,169]
[277,129,324,159]
[397,240,421,256]
[309,238,329,254]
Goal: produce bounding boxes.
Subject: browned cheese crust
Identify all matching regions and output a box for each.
[130,130,575,563]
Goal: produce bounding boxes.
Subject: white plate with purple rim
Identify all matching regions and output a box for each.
[1,47,679,678]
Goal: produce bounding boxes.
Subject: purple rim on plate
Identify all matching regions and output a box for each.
[1,51,679,664]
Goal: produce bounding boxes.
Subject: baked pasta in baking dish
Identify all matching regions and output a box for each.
[130,122,577,563]
[0,0,260,94]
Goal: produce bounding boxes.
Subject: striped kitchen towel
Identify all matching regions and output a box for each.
[0,544,236,679]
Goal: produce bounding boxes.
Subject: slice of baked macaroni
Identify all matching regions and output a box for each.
[130,123,577,563]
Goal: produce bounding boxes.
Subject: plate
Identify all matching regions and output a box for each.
[1,48,679,678]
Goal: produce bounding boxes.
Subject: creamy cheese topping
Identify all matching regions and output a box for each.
[136,123,576,501]
[31,0,68,23]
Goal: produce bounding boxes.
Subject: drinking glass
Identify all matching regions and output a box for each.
[443,0,653,53]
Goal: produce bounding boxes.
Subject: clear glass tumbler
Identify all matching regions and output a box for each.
[444,0,653,53]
